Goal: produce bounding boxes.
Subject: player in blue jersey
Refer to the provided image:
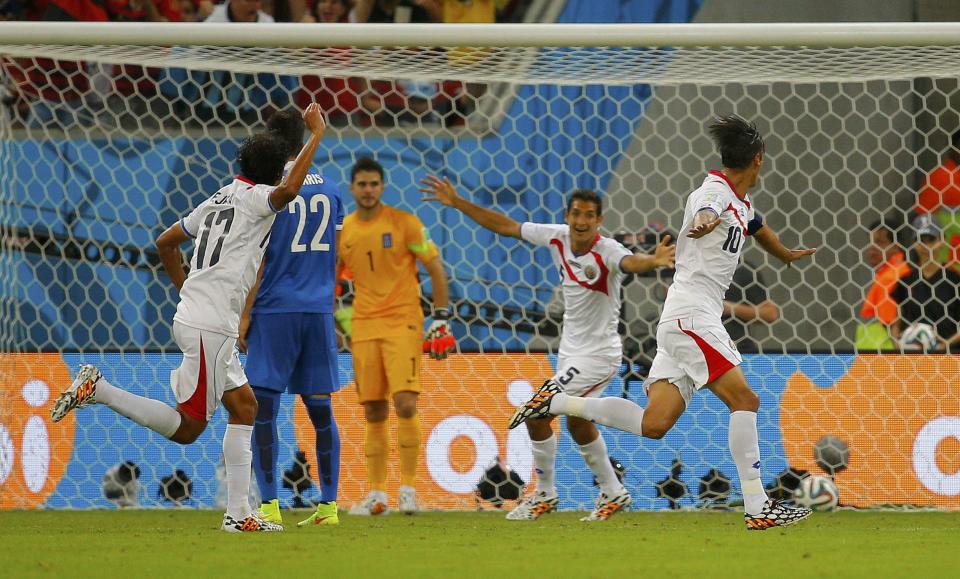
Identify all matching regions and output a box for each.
[239,109,344,527]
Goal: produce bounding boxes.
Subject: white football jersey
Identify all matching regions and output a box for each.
[174,177,280,337]
[660,170,757,322]
[521,222,632,360]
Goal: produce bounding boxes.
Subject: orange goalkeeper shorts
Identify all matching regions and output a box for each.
[352,329,423,403]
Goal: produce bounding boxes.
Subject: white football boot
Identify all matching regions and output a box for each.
[505,490,559,521]
[51,364,103,422]
[349,490,390,516]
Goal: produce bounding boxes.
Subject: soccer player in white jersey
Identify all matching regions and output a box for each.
[50,103,328,533]
[420,177,675,521]
[509,115,817,530]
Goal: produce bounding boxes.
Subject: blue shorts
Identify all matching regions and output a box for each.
[245,312,340,395]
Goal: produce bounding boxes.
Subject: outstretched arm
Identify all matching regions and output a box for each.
[687,209,722,239]
[752,224,817,266]
[723,299,780,323]
[619,235,676,274]
[420,175,522,239]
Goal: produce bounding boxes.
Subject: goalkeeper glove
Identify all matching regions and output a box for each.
[424,309,455,360]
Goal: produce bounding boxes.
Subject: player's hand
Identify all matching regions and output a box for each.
[423,314,455,360]
[419,175,460,207]
[652,235,675,268]
[785,247,817,267]
[302,103,326,138]
[686,217,721,239]
[238,315,251,354]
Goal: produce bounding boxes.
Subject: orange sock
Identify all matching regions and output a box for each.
[365,420,388,492]
[397,414,421,488]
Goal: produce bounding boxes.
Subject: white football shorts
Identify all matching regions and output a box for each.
[551,355,620,398]
[170,321,247,421]
[645,315,742,406]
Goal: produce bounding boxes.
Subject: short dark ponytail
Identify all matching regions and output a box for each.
[708,115,765,170]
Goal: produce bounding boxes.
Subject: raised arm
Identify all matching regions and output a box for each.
[269,103,326,210]
[156,222,191,293]
[619,235,676,274]
[752,224,817,266]
[420,175,522,239]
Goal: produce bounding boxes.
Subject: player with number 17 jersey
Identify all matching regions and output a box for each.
[174,177,280,337]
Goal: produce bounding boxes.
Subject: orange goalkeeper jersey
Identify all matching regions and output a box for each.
[339,205,439,341]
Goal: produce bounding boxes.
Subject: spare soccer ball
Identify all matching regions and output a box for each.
[476,457,524,508]
[814,435,850,475]
[793,475,839,511]
[900,322,938,351]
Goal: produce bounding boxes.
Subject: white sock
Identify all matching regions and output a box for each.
[577,435,624,497]
[224,424,254,520]
[551,394,645,436]
[95,377,181,439]
[530,434,557,495]
[729,410,768,515]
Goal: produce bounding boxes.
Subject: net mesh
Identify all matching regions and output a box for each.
[4,44,960,84]
[2,39,959,511]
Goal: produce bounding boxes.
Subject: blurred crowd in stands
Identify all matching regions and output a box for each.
[857,129,960,353]
[0,0,525,128]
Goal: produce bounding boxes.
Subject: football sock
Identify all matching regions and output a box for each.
[304,395,340,503]
[397,414,421,488]
[577,434,624,497]
[252,387,281,502]
[365,419,389,492]
[551,393,645,436]
[729,410,768,515]
[223,423,254,520]
[530,434,558,495]
[95,376,181,439]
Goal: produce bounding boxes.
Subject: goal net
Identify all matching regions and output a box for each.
[1,23,959,512]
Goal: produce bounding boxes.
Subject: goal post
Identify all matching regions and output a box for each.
[1,23,959,512]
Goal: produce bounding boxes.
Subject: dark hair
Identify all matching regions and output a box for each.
[314,0,348,20]
[566,189,602,216]
[951,129,960,149]
[237,132,289,186]
[708,115,765,170]
[351,157,384,182]
[266,110,305,159]
[869,214,903,249]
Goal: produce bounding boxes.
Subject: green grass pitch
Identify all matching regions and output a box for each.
[2,510,958,578]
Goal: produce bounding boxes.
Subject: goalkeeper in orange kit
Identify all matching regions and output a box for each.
[338,157,453,515]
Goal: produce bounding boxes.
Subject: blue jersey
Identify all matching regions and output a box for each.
[252,167,344,314]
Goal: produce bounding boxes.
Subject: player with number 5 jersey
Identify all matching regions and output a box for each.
[239,110,345,528]
[419,175,675,522]
[51,103,329,533]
